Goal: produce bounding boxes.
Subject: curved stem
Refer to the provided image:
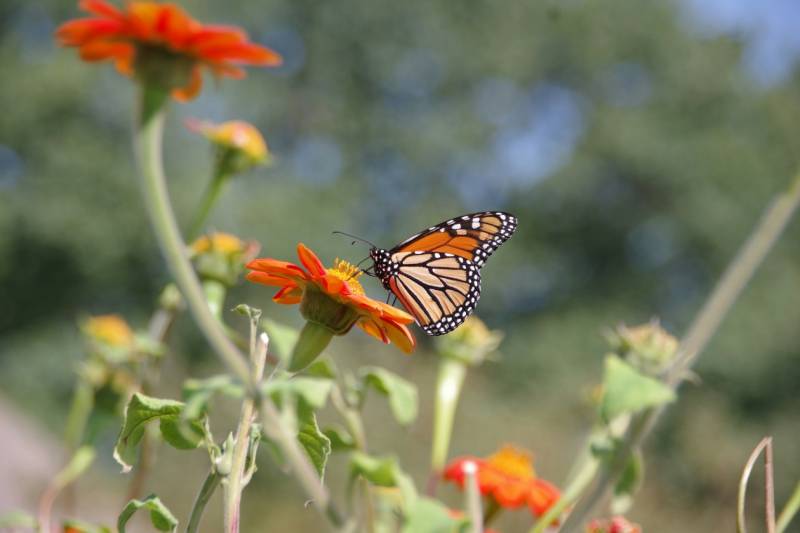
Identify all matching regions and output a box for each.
[133,84,342,529]
[188,171,229,241]
[186,470,221,533]
[134,86,251,387]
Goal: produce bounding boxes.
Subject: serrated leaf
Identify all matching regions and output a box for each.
[324,425,355,451]
[262,377,333,409]
[262,318,299,364]
[297,402,331,480]
[182,375,243,420]
[401,498,461,533]
[117,494,177,533]
[114,393,204,472]
[600,355,676,423]
[360,367,418,426]
[349,451,418,504]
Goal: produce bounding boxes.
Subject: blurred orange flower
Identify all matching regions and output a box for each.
[186,119,270,166]
[444,445,560,518]
[246,244,416,353]
[55,0,281,100]
[83,314,134,348]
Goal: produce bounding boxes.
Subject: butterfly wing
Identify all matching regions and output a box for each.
[386,251,481,335]
[390,211,517,267]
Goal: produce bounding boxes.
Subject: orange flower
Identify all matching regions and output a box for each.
[186,119,270,166]
[246,244,416,353]
[83,314,135,348]
[55,0,282,101]
[444,445,560,517]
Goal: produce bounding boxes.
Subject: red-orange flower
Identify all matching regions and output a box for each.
[56,0,282,101]
[444,445,560,518]
[246,243,416,353]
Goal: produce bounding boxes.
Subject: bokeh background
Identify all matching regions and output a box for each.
[2,0,800,531]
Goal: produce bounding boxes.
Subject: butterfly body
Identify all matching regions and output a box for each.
[368,211,517,336]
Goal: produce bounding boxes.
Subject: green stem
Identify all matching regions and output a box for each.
[203,280,227,320]
[188,171,229,241]
[777,481,800,533]
[430,358,467,477]
[133,84,341,529]
[529,451,600,533]
[134,85,251,387]
[64,380,93,450]
[186,470,221,533]
[463,462,482,533]
[556,170,800,532]
[224,331,268,533]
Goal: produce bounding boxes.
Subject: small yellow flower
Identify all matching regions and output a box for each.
[83,314,134,348]
[191,232,248,257]
[186,119,270,168]
[190,232,259,285]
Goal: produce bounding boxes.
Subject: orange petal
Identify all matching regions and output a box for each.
[199,42,282,65]
[246,258,307,279]
[78,40,132,61]
[373,300,415,323]
[380,319,416,353]
[245,271,296,287]
[79,0,123,19]
[358,319,388,343]
[55,18,125,46]
[296,243,325,277]
[273,285,303,304]
[172,65,203,102]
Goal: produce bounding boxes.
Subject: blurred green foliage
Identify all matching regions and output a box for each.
[1,0,799,531]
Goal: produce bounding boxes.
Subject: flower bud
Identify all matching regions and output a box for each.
[434,315,503,366]
[606,319,678,375]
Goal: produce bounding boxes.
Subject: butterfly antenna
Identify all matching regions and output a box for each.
[332,231,377,249]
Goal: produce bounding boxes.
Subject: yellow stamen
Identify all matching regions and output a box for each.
[326,258,365,295]
[487,445,536,480]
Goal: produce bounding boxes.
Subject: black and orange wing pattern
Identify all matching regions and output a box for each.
[371,211,517,336]
[390,211,518,267]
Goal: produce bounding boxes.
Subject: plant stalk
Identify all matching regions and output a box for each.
[430,358,467,490]
[186,470,221,533]
[556,170,800,532]
[189,170,229,241]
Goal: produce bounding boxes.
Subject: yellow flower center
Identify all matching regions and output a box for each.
[326,258,366,296]
[191,232,245,256]
[487,445,536,480]
[84,314,134,347]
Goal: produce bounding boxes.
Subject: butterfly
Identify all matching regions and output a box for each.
[365,211,518,336]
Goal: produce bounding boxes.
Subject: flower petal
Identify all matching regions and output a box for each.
[245,271,295,288]
[199,42,282,65]
[172,65,203,102]
[296,243,326,277]
[358,319,389,343]
[78,40,132,62]
[380,319,416,353]
[246,258,307,279]
[273,284,303,304]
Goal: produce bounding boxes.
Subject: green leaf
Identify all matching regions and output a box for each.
[349,451,418,504]
[401,498,462,533]
[297,402,331,480]
[612,450,643,514]
[182,375,243,420]
[324,425,356,451]
[262,318,299,364]
[0,511,36,529]
[360,367,418,426]
[262,377,333,409]
[600,355,676,423]
[117,494,178,533]
[305,357,337,379]
[114,393,205,472]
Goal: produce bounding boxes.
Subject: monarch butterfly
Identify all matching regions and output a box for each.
[363,211,518,336]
